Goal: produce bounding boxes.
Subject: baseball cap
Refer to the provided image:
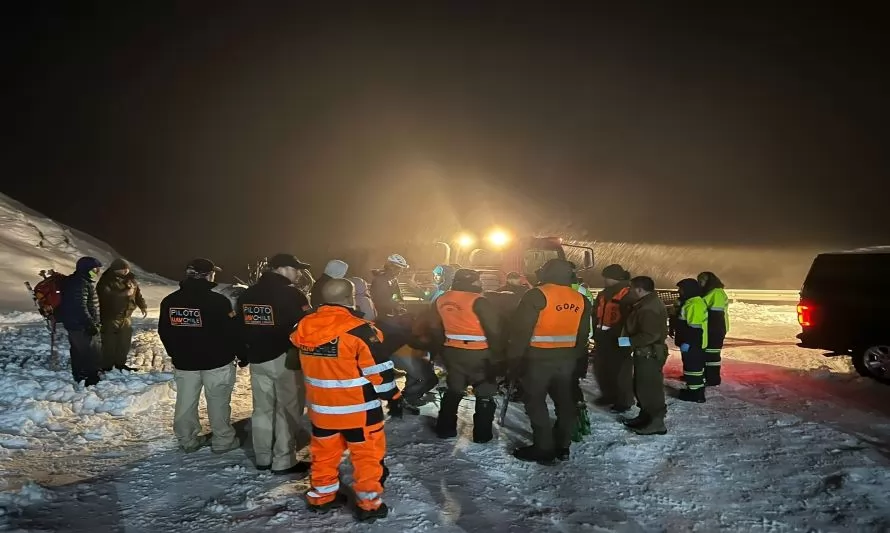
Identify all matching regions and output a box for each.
[267,253,311,270]
[186,258,222,274]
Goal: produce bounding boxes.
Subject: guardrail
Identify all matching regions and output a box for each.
[589,288,800,304]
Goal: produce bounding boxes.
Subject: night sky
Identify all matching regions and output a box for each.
[4,2,888,279]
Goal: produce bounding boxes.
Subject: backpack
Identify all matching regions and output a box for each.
[32,271,68,319]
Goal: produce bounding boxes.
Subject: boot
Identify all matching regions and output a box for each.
[513,445,556,465]
[555,447,570,461]
[387,398,404,418]
[180,434,211,453]
[592,396,612,407]
[435,390,461,438]
[632,418,667,435]
[610,404,633,414]
[272,461,311,476]
[622,413,651,429]
[115,364,139,372]
[571,402,591,442]
[355,502,389,522]
[307,492,347,513]
[678,387,706,403]
[472,397,496,443]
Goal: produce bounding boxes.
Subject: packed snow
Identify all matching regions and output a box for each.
[0,303,888,532]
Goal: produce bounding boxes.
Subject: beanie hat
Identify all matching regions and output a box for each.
[602,264,630,281]
[324,260,349,279]
[76,256,103,273]
[109,258,131,271]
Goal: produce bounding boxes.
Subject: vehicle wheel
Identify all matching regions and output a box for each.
[852,345,890,385]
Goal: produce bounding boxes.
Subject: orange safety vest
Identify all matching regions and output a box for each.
[290,305,398,430]
[596,286,630,331]
[435,290,489,350]
[530,284,585,348]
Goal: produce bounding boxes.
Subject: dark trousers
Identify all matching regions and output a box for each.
[633,344,668,421]
[522,357,577,452]
[67,329,101,383]
[592,340,635,408]
[682,346,706,390]
[704,349,722,385]
[101,319,133,370]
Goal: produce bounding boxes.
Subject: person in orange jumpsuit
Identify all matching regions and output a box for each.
[290,278,400,523]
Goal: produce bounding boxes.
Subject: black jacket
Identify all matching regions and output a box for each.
[59,270,100,331]
[370,272,402,317]
[237,272,310,364]
[158,278,239,371]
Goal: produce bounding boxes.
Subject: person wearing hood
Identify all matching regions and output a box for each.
[675,278,709,403]
[619,276,670,435]
[350,277,377,321]
[370,254,409,318]
[158,259,240,454]
[507,259,592,464]
[698,271,729,386]
[591,264,635,413]
[96,258,148,372]
[58,256,104,386]
[429,264,456,302]
[431,268,504,443]
[236,253,312,474]
[289,278,399,522]
[311,260,349,309]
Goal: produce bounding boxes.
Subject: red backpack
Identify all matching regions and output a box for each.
[31,271,68,319]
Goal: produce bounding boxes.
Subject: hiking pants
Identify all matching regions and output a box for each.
[633,344,668,421]
[100,319,133,370]
[681,346,706,391]
[174,363,237,452]
[308,422,386,512]
[250,352,304,470]
[592,339,635,409]
[522,357,577,452]
[705,349,722,385]
[66,329,101,384]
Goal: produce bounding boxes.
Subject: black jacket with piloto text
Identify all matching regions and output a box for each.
[237,271,311,364]
[158,278,240,371]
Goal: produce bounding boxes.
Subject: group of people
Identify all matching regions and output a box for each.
[56,257,148,386]
[54,251,729,522]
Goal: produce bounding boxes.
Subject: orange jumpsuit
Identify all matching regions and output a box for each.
[290,305,401,512]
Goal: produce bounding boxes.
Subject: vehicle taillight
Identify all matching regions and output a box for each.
[797,302,813,327]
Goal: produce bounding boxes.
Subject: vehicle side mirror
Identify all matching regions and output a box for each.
[583,250,594,270]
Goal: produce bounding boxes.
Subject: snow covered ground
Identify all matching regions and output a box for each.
[1,304,889,532]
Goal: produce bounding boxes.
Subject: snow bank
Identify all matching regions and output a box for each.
[0,192,175,312]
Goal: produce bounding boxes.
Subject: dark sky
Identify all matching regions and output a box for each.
[4,2,888,279]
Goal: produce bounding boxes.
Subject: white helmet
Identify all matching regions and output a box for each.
[386,254,409,269]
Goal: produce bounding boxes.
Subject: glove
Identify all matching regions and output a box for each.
[680,343,690,353]
[86,324,99,336]
[237,359,249,368]
[617,336,631,347]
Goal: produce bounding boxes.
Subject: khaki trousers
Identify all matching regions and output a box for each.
[174,363,237,452]
[249,352,306,470]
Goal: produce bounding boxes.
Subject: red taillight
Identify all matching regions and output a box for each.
[797,302,813,327]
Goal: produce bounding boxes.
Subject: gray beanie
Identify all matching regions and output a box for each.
[324,260,349,279]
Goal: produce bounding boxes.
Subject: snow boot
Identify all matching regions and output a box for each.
[623,413,651,429]
[571,402,591,442]
[115,364,139,372]
[435,390,461,438]
[272,461,311,476]
[678,387,706,403]
[212,438,241,454]
[632,418,667,435]
[180,434,211,453]
[472,397,496,443]
[592,396,612,407]
[307,492,347,513]
[610,404,633,414]
[387,398,404,419]
[84,375,101,388]
[513,445,556,465]
[555,447,570,461]
[355,502,389,523]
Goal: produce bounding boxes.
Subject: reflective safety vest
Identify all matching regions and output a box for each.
[290,305,399,430]
[530,284,585,348]
[572,283,594,340]
[596,286,630,331]
[436,290,488,350]
[702,287,730,331]
[679,296,709,349]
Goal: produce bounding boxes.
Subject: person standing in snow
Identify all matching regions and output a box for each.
[349,277,377,321]
[497,271,530,296]
[697,271,729,386]
[310,260,348,309]
[237,254,312,474]
[96,258,147,372]
[158,258,240,454]
[508,259,592,464]
[674,278,709,403]
[591,264,635,413]
[370,254,409,318]
[431,269,504,443]
[429,264,456,302]
[290,278,398,522]
[58,256,104,386]
[618,276,670,435]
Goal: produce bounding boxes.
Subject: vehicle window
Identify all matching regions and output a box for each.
[805,253,890,292]
[523,249,561,276]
